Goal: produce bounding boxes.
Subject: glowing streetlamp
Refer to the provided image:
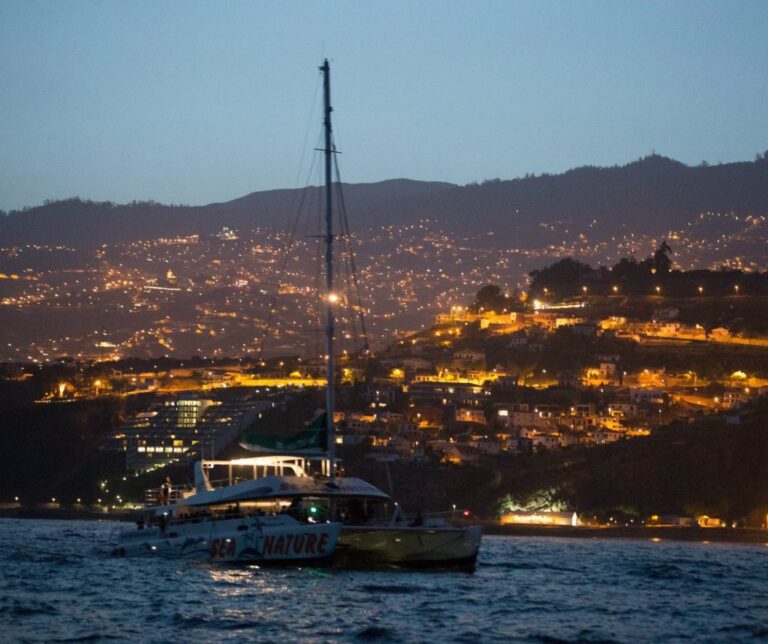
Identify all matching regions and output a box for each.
[655,286,661,294]
[612,285,618,294]
[582,286,588,295]
[698,286,704,295]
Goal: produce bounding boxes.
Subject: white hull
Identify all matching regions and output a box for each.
[115,514,340,564]
[337,525,482,571]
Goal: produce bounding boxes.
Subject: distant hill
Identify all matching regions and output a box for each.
[2,154,768,248]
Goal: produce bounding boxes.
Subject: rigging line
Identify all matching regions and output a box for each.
[312,148,325,362]
[256,131,323,361]
[334,179,365,357]
[253,74,320,361]
[328,177,351,348]
[290,73,322,193]
[334,192,362,357]
[333,149,371,355]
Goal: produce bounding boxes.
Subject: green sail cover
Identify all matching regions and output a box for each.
[240,413,328,454]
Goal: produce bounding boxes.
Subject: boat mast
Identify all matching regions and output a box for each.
[321,59,336,481]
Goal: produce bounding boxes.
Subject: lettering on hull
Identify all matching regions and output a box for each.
[208,531,332,561]
[210,538,236,559]
[263,532,330,558]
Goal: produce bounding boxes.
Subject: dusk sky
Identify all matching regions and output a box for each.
[1,0,767,212]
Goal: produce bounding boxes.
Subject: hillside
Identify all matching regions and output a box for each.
[2,154,768,248]
[349,404,768,525]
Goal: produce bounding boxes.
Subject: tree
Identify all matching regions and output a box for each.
[611,257,640,281]
[529,258,595,298]
[652,240,673,273]
[474,284,509,312]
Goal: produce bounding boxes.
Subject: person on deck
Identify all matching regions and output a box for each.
[161,476,172,504]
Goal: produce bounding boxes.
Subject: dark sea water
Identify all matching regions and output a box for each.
[1,519,767,643]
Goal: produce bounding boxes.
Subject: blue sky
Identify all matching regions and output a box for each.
[1,0,767,211]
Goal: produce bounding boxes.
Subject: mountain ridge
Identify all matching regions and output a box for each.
[2,154,767,248]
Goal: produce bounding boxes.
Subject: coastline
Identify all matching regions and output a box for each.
[0,507,137,522]
[483,522,768,544]
[3,509,768,544]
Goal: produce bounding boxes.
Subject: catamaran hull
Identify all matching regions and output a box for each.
[336,525,482,571]
[114,516,340,565]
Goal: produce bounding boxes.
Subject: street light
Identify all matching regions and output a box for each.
[698,286,704,295]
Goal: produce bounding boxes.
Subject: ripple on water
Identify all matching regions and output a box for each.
[356,584,429,594]
[2,520,768,642]
[51,635,124,643]
[2,600,59,618]
[353,625,397,641]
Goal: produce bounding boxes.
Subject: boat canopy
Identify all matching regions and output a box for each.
[240,414,327,454]
[180,473,390,507]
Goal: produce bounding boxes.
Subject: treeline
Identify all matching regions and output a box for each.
[347,402,768,525]
[486,402,768,526]
[0,398,126,504]
[529,243,768,298]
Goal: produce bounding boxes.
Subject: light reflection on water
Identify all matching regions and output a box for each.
[1,519,767,642]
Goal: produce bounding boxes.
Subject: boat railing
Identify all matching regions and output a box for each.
[204,475,264,490]
[144,485,190,507]
[201,456,311,481]
[166,508,267,527]
[394,508,476,528]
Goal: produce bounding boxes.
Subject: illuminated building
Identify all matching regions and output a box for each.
[500,511,578,527]
[105,394,272,473]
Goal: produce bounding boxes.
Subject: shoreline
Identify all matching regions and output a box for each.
[3,510,768,544]
[0,507,136,522]
[482,523,768,544]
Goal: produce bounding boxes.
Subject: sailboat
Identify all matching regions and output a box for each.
[241,60,482,570]
[115,60,481,570]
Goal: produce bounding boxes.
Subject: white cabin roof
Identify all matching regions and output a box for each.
[180,473,390,507]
